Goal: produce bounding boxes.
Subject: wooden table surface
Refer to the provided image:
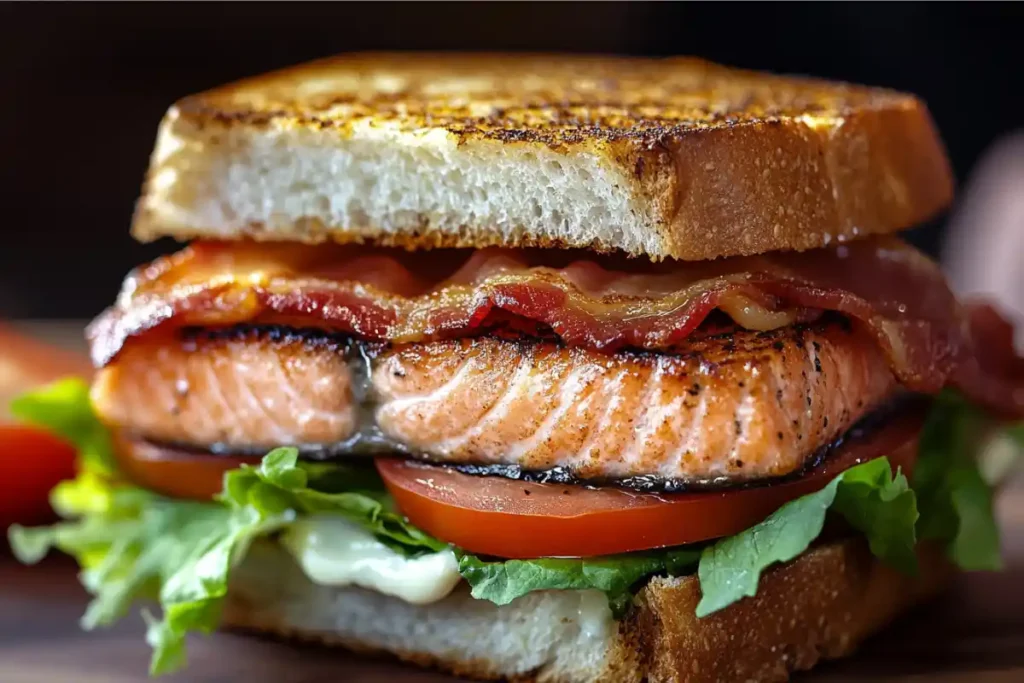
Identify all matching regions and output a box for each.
[2,322,1024,682]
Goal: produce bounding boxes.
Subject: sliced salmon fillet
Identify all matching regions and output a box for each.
[91,330,356,450]
[92,321,896,481]
[372,323,897,481]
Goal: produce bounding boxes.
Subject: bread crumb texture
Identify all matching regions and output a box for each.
[224,538,952,682]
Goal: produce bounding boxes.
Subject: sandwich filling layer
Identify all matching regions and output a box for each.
[9,239,1024,677]
[279,515,462,605]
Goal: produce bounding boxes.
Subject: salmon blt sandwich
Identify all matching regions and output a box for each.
[10,54,1024,682]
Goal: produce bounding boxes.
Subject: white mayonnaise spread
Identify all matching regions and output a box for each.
[280,515,462,605]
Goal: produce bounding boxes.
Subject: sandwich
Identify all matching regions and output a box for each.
[9,53,1024,682]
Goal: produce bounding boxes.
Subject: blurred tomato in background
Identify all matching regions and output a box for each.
[0,324,89,528]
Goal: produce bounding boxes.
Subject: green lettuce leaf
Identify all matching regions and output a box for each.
[1009,423,1024,448]
[696,457,917,617]
[9,378,116,475]
[220,448,447,555]
[10,471,270,675]
[914,393,1005,570]
[457,547,701,615]
[8,446,444,675]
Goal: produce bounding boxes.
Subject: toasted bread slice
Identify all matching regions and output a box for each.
[223,538,952,682]
[133,53,953,261]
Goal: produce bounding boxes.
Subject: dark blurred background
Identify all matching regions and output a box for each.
[3,2,1023,319]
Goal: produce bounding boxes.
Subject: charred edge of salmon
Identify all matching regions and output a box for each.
[179,313,852,361]
[134,396,925,495]
[181,324,360,352]
[177,435,412,459]
[178,321,559,357]
[429,393,925,493]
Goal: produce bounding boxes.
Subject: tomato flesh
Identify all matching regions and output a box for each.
[0,425,78,527]
[113,434,260,500]
[376,410,924,558]
[0,325,90,526]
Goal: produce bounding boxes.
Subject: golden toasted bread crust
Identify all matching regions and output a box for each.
[173,54,931,150]
[631,539,951,682]
[221,538,952,682]
[133,53,953,260]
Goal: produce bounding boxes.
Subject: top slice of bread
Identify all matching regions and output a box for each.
[133,53,954,261]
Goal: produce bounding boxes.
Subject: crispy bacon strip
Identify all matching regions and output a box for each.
[88,237,1024,415]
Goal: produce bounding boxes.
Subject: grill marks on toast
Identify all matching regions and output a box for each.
[91,321,895,482]
[180,54,908,146]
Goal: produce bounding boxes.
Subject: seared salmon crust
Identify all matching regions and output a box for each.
[92,320,896,483]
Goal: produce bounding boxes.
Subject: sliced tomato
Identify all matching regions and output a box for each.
[0,324,92,526]
[376,410,925,558]
[0,425,78,527]
[113,434,260,501]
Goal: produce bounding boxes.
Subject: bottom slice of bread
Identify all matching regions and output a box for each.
[223,538,953,683]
